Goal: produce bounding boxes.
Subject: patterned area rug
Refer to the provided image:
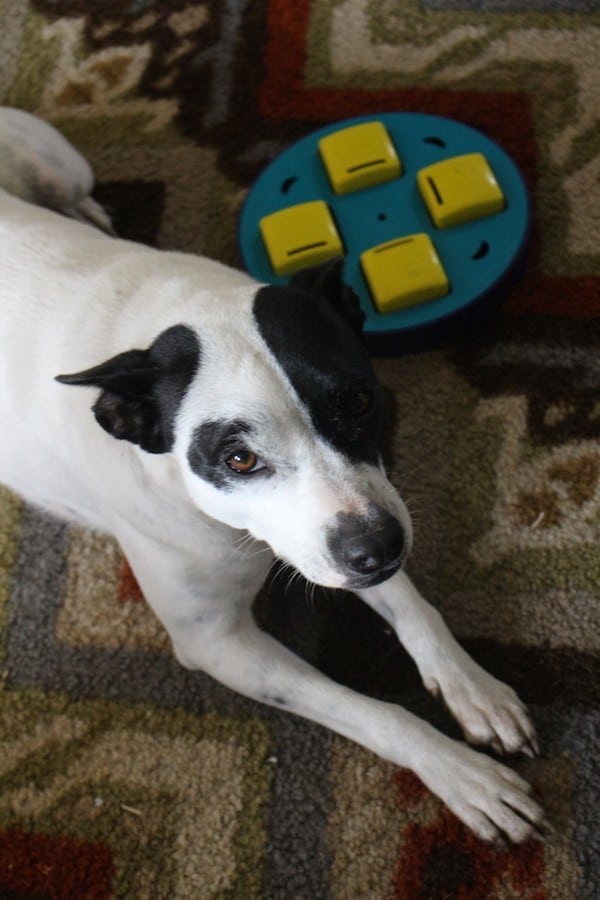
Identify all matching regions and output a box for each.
[1,1,598,897]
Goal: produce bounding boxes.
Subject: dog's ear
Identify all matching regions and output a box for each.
[56,349,167,452]
[289,259,366,336]
[56,325,200,454]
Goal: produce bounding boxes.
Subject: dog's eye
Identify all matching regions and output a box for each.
[351,390,373,417]
[225,449,260,474]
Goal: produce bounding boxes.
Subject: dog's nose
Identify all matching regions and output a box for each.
[327,509,405,585]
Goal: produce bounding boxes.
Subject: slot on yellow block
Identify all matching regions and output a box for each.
[259,200,344,277]
[417,152,505,228]
[361,233,450,313]
[318,121,402,195]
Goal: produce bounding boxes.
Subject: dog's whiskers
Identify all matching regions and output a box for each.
[303,578,319,611]
[231,531,272,562]
[268,559,295,595]
[231,533,255,561]
[284,567,303,598]
[269,562,308,602]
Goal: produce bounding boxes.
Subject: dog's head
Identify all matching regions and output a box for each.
[57,261,411,589]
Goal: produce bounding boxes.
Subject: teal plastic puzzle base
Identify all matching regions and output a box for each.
[238,113,530,354]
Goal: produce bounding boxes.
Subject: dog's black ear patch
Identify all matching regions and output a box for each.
[288,259,366,336]
[253,284,384,464]
[92,390,167,453]
[56,325,200,453]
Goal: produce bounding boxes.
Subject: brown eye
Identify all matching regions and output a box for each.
[352,390,373,416]
[226,449,259,473]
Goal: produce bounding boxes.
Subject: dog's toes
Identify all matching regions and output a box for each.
[488,696,540,759]
[476,707,540,759]
[72,196,115,235]
[483,700,537,756]
[514,720,540,759]
[421,743,547,845]
[428,663,540,758]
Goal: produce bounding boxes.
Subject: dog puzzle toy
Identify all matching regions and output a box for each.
[238,113,530,353]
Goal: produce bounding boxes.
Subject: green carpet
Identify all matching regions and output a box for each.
[0,1,598,897]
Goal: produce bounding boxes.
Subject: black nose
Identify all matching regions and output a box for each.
[327,509,405,585]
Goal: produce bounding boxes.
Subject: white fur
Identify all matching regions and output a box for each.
[0,106,113,232]
[0,113,547,844]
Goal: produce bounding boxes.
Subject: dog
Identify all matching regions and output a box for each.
[0,108,548,845]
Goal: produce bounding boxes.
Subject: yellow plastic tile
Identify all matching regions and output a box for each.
[360,233,449,313]
[259,200,344,277]
[417,152,505,228]
[318,121,402,195]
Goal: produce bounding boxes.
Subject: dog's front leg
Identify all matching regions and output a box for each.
[358,569,539,758]
[117,531,545,844]
[354,569,550,842]
[170,596,547,846]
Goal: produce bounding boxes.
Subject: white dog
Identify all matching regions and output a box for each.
[0,108,548,845]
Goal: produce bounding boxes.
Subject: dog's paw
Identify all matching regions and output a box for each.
[420,741,548,845]
[424,658,539,758]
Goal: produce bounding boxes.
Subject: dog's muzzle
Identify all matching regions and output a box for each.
[326,507,406,589]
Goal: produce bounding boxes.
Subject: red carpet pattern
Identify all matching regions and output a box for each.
[0,0,598,897]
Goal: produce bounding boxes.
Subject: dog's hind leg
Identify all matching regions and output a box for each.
[0,106,114,232]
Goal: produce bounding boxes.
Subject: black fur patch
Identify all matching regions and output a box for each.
[56,324,200,453]
[150,326,201,449]
[187,419,258,489]
[287,260,366,336]
[253,283,385,464]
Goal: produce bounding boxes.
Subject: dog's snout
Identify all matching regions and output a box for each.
[327,509,405,587]
[343,517,404,575]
